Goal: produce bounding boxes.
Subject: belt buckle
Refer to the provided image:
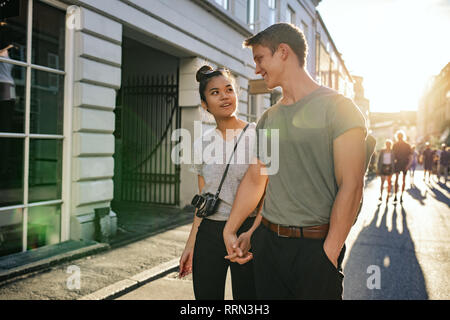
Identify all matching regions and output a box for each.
[277,224,290,238]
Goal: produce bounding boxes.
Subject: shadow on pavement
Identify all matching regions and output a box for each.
[406,185,427,206]
[110,201,194,248]
[343,203,428,299]
[427,182,450,207]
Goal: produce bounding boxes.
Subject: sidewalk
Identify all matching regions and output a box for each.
[0,206,194,300]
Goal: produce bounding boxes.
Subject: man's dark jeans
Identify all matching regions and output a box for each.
[252,223,346,300]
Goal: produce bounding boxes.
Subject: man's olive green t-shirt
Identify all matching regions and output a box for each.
[255,86,367,227]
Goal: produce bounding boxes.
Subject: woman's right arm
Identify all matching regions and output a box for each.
[179,175,205,278]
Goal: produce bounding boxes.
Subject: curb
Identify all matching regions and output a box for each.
[78,258,180,300]
[0,242,109,284]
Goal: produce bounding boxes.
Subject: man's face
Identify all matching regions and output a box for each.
[252,44,282,89]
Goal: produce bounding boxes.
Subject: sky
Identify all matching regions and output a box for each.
[317,0,450,113]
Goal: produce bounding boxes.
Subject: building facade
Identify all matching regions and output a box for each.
[352,75,370,122]
[0,0,356,259]
[369,111,417,150]
[418,62,450,146]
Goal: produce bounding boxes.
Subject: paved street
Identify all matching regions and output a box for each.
[344,171,449,299]
[118,170,450,300]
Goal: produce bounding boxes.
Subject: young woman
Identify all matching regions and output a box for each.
[178,65,262,300]
[377,139,395,202]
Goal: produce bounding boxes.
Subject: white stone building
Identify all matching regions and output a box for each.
[0,0,355,260]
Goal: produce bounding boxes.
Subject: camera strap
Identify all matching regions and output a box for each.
[214,123,250,199]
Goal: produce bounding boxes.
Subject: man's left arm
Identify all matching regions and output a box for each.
[323,127,366,267]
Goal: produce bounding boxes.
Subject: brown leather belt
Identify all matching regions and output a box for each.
[261,217,329,239]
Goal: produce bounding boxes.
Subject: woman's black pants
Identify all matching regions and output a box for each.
[192,217,256,300]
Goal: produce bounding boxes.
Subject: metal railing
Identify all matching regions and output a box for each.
[115,74,180,206]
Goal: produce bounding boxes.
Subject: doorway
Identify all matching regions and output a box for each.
[113,37,181,208]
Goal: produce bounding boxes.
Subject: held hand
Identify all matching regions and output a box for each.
[224,231,254,264]
[223,230,238,260]
[179,247,194,278]
[234,231,252,257]
[228,252,253,265]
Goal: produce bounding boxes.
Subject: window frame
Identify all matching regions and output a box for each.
[247,0,256,29]
[0,0,72,253]
[286,5,295,25]
[268,0,278,25]
[214,0,229,11]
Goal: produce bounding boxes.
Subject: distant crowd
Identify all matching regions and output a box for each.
[368,130,449,203]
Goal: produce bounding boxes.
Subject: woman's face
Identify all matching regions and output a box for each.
[202,75,237,119]
[386,142,392,150]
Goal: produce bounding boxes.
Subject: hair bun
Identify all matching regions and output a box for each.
[196,65,213,82]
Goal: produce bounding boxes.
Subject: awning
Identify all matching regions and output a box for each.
[248,79,270,95]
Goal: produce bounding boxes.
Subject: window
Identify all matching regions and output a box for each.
[0,0,66,257]
[268,0,277,25]
[215,0,229,10]
[47,53,60,90]
[315,33,320,81]
[247,0,256,30]
[286,5,295,24]
[301,20,308,42]
[248,94,257,122]
[319,42,331,87]
[241,86,257,122]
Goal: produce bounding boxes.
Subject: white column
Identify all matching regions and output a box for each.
[69,7,122,241]
[178,58,204,208]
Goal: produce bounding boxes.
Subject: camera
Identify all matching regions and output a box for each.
[191,193,221,218]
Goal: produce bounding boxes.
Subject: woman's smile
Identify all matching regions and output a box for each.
[220,102,233,108]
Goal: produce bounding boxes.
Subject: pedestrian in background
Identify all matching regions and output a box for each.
[437,144,449,184]
[422,142,434,183]
[409,145,419,186]
[377,139,395,202]
[392,130,412,203]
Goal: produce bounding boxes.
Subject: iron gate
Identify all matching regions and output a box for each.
[115,74,181,205]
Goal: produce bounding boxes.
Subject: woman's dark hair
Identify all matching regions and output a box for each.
[196,65,235,103]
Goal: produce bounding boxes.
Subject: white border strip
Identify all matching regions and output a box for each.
[22,0,34,252]
[78,258,180,300]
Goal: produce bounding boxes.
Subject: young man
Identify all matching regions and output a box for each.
[422,142,434,183]
[392,131,412,202]
[222,23,368,300]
